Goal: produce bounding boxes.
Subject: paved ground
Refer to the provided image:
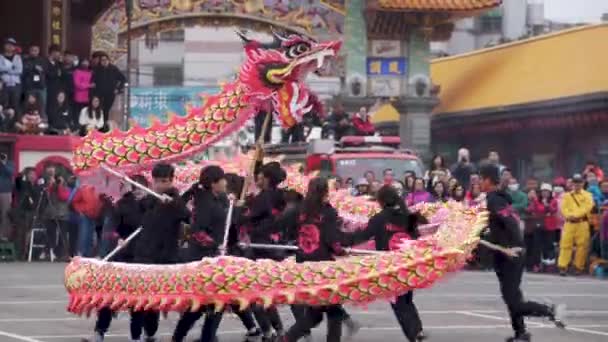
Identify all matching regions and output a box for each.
[0,263,607,342]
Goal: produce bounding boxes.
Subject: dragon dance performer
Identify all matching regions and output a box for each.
[280,177,349,342]
[340,185,426,342]
[479,164,566,342]
[240,161,288,340]
[173,166,262,342]
[132,163,191,342]
[85,175,149,342]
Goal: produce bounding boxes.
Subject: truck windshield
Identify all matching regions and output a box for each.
[334,158,423,181]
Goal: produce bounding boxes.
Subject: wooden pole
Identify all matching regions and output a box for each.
[240,112,272,200]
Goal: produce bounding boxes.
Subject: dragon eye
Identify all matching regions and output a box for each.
[287,43,310,58]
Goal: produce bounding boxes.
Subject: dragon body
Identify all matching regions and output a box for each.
[65,203,487,314]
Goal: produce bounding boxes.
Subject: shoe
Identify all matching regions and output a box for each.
[81,331,104,342]
[50,250,57,262]
[550,304,567,329]
[244,329,262,342]
[416,330,428,341]
[559,270,567,277]
[506,331,531,342]
[344,318,361,339]
[39,251,46,260]
[144,337,157,342]
[303,335,313,342]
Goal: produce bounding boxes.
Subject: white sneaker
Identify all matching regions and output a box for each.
[551,304,567,328]
[50,250,57,262]
[39,251,46,260]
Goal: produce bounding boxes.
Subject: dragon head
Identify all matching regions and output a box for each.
[237,30,341,128]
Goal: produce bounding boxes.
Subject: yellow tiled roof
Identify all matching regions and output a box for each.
[377,0,501,11]
[431,23,608,115]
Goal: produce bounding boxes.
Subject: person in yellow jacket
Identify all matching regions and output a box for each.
[559,174,594,275]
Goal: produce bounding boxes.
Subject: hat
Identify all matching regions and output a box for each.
[540,183,552,192]
[355,178,368,187]
[572,173,584,183]
[4,38,16,45]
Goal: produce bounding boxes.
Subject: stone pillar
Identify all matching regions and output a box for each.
[398,29,437,162]
[44,0,68,52]
[343,0,367,97]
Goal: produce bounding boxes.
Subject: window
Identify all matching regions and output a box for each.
[478,16,502,34]
[153,66,183,86]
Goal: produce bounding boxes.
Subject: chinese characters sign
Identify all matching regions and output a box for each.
[129,86,219,128]
[49,0,64,48]
[366,58,407,76]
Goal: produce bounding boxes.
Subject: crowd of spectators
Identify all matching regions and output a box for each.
[334,149,608,277]
[0,37,125,136]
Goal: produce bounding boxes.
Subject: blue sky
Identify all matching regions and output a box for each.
[543,0,608,23]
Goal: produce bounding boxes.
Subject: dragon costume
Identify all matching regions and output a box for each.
[65,31,489,314]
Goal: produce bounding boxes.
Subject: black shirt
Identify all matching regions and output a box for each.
[486,190,524,252]
[345,207,419,251]
[292,203,345,263]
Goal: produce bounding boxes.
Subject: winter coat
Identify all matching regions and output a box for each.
[486,190,524,250]
[406,191,432,206]
[345,206,418,251]
[292,203,345,263]
[112,192,145,262]
[23,55,46,90]
[73,69,92,104]
[71,185,102,220]
[0,54,22,86]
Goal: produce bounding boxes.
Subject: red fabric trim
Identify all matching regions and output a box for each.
[193,232,214,246]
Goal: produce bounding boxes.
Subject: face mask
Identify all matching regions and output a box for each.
[553,186,564,194]
[508,184,519,192]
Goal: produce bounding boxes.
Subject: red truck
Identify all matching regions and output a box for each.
[263,136,423,182]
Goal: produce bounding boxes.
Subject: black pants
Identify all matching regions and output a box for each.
[6,84,22,114]
[173,306,222,342]
[234,306,257,331]
[131,310,160,339]
[252,305,283,334]
[524,228,542,270]
[291,305,350,336]
[541,230,559,261]
[285,305,343,342]
[44,219,68,257]
[281,124,304,143]
[99,92,115,125]
[391,291,423,342]
[495,257,553,335]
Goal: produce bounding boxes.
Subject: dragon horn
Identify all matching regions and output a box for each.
[271,27,288,42]
[235,30,251,44]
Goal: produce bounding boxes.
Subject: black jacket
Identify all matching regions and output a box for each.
[186,189,231,260]
[133,188,190,264]
[247,188,285,244]
[15,179,41,212]
[345,207,419,251]
[92,64,125,96]
[486,190,524,253]
[113,192,145,262]
[48,103,72,131]
[290,203,345,263]
[23,56,46,90]
[44,59,63,94]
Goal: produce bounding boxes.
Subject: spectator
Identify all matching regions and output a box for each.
[431,181,448,203]
[451,184,466,202]
[0,81,16,132]
[0,38,23,114]
[368,180,382,197]
[600,180,608,205]
[406,178,432,206]
[353,178,369,197]
[558,173,593,276]
[583,161,604,182]
[91,51,103,68]
[61,50,76,102]
[466,182,486,207]
[525,177,539,193]
[585,172,602,207]
[500,167,512,190]
[13,168,40,258]
[45,45,63,125]
[0,152,14,239]
[506,177,528,225]
[22,45,47,120]
[451,148,476,190]
[403,174,415,196]
[424,154,450,191]
[539,183,558,269]
[553,178,566,236]
[382,168,396,186]
[487,151,506,174]
[92,53,125,125]
[323,103,351,140]
[344,177,354,192]
[79,95,105,135]
[281,122,304,143]
[524,189,544,272]
[364,170,376,186]
[565,178,574,192]
[352,106,375,136]
[48,90,73,134]
[447,177,458,194]
[71,184,103,257]
[40,166,70,261]
[15,93,45,134]
[469,172,480,186]
[72,58,93,125]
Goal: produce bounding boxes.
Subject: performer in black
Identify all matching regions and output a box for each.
[341,185,426,342]
[242,162,287,340]
[85,175,148,342]
[132,163,191,342]
[479,163,566,342]
[281,177,347,342]
[173,166,261,342]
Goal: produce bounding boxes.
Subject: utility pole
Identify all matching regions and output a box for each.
[124,0,133,129]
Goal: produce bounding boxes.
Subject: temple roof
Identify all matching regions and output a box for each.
[376,0,502,11]
[431,23,608,116]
